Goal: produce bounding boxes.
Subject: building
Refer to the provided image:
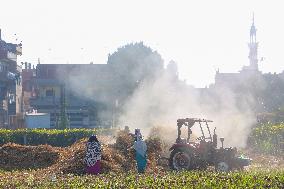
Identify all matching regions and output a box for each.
[212,15,284,113]
[215,14,262,89]
[0,29,23,128]
[25,111,50,129]
[22,62,36,113]
[28,63,114,128]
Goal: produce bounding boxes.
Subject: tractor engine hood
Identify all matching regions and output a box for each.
[169,142,198,151]
[236,156,252,166]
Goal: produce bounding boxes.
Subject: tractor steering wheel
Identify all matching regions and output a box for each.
[197,136,211,141]
[196,136,204,141]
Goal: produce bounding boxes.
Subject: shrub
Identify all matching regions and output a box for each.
[248,123,284,154]
[0,128,114,147]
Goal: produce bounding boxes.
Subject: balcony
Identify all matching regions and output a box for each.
[34,79,62,86]
[30,97,60,107]
[0,71,8,81]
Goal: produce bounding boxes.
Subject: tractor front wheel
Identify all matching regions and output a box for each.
[169,149,193,170]
[215,161,231,172]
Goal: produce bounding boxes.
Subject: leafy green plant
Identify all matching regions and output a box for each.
[0,128,115,147]
[0,170,283,188]
[248,123,284,154]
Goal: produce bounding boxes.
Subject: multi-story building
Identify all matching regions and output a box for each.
[0,29,23,128]
[22,62,36,112]
[29,63,114,128]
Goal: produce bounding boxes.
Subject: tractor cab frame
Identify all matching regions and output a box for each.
[168,118,251,172]
[176,118,217,147]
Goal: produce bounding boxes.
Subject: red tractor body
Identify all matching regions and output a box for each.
[168,118,251,171]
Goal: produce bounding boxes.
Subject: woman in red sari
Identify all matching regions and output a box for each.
[84,135,101,174]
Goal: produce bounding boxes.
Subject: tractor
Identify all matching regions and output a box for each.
[168,118,251,172]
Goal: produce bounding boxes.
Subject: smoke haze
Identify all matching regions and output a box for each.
[118,67,256,148]
[58,44,258,148]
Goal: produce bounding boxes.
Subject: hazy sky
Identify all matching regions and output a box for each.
[1,0,284,87]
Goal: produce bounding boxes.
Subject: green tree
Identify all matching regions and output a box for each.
[58,84,69,129]
[107,42,164,101]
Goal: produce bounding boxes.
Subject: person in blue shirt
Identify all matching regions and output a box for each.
[133,129,147,173]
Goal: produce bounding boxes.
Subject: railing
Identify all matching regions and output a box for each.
[0,71,8,81]
[30,97,60,106]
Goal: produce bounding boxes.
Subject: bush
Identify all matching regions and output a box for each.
[248,123,284,155]
[0,128,113,147]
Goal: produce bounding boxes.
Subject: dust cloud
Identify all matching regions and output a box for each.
[57,52,257,149]
[118,64,256,148]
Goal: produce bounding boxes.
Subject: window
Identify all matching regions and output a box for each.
[47,69,56,77]
[46,89,55,97]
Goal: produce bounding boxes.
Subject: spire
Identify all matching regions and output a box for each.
[248,13,258,71]
[250,13,256,43]
[252,12,254,26]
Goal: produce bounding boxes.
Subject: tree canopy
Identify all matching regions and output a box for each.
[108,42,164,82]
[107,42,164,100]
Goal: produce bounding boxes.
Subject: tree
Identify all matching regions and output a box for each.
[107,42,164,100]
[57,84,70,129]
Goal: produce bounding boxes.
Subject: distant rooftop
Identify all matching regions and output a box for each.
[26,112,48,116]
[0,29,22,59]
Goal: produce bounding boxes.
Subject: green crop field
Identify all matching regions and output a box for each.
[0,124,283,188]
[0,170,283,188]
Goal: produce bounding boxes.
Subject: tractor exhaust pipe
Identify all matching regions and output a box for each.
[213,127,217,148]
[220,137,224,148]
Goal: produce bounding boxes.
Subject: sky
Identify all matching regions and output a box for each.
[1,0,284,87]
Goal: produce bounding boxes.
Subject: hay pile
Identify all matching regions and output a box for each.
[0,130,163,174]
[0,143,59,170]
[46,138,127,175]
[48,130,163,174]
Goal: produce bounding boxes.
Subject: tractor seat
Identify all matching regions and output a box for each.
[176,138,187,144]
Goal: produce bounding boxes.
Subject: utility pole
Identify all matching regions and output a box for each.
[5,91,9,129]
[58,83,69,129]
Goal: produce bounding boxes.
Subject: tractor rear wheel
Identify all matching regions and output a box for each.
[169,149,193,170]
